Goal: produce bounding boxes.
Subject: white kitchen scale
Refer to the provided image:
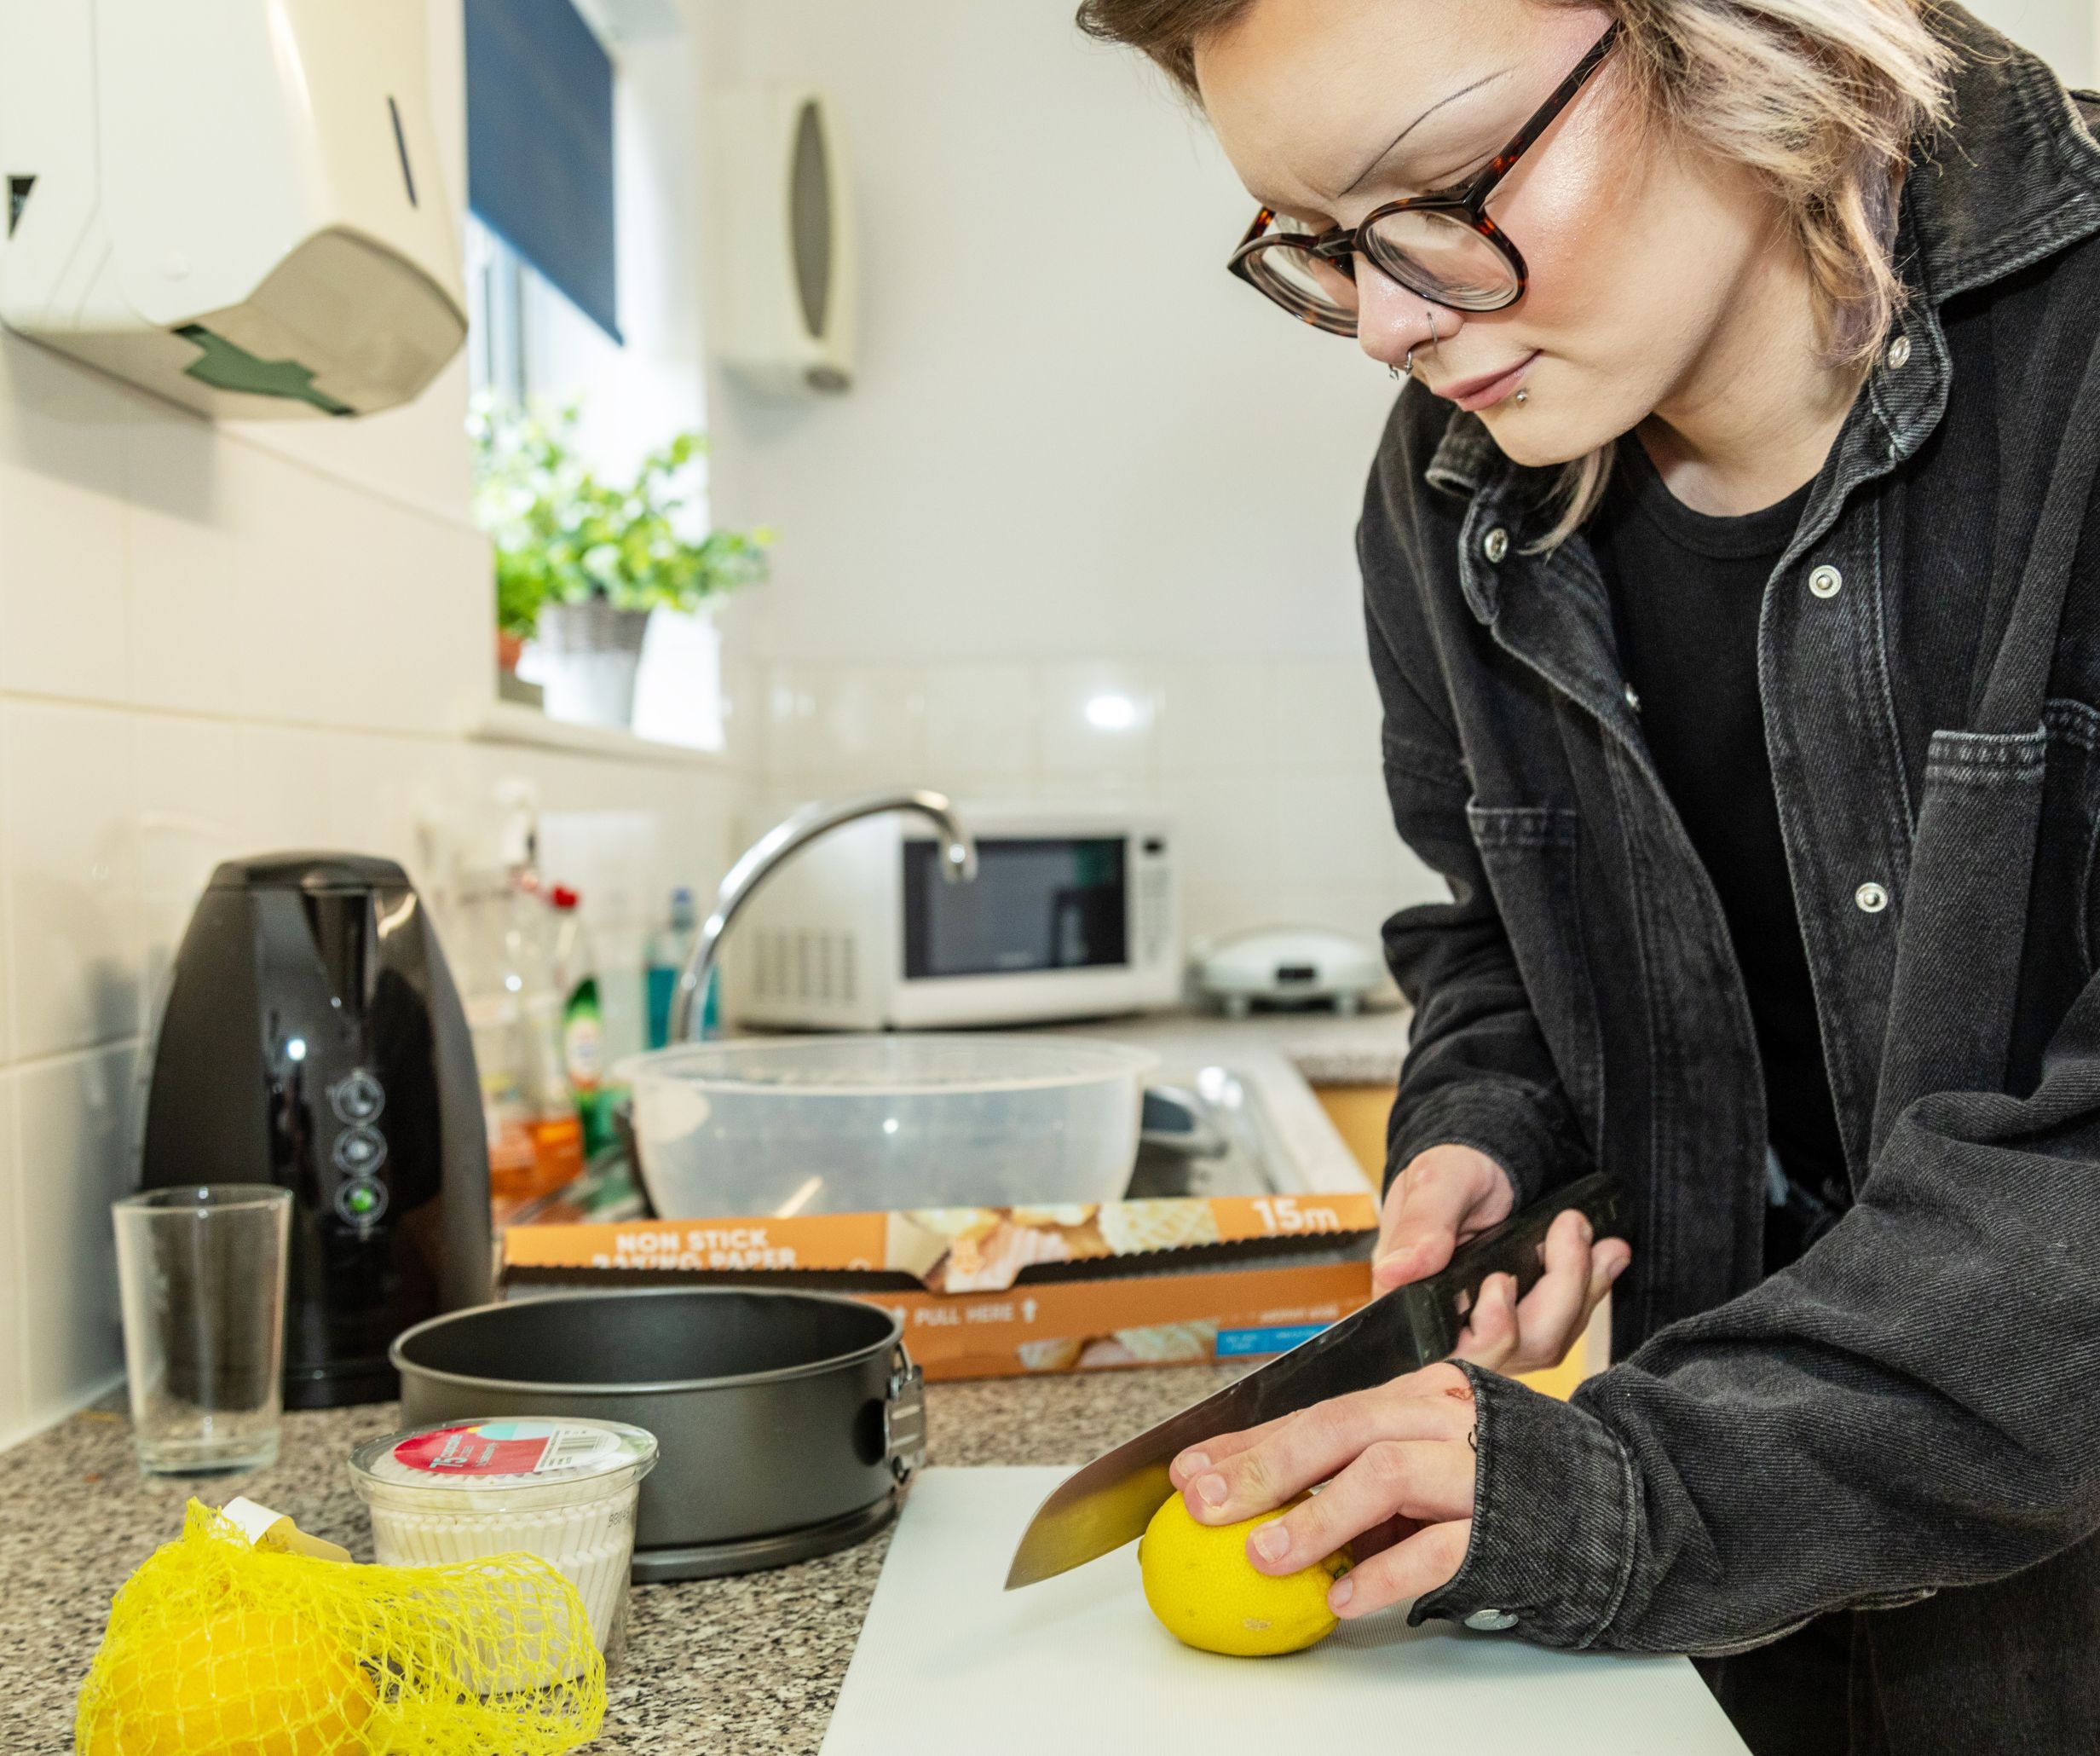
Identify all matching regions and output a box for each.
[821,1467,1749,1754]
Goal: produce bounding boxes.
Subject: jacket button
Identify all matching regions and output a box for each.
[1855,882,1889,914]
[1886,333,1912,370]
[1464,1608,1520,1632]
[1809,564,1843,598]
[1482,526,1510,563]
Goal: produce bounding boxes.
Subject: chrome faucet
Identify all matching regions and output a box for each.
[671,788,978,1043]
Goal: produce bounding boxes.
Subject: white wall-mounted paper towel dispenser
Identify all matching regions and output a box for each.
[0,0,467,420]
[708,87,857,397]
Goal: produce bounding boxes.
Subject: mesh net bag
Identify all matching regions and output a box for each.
[76,1499,607,1756]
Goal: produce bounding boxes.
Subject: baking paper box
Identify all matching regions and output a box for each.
[501,1191,1378,1381]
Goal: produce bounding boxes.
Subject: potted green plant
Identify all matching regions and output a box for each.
[470,396,773,729]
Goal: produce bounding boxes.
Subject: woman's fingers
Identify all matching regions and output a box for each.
[1372,1145,1513,1293]
[1243,1436,1477,1576]
[1330,1519,1473,1618]
[1451,1210,1635,1374]
[1166,1408,1300,1488]
[1179,1364,1474,1523]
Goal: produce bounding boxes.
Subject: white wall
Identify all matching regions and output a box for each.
[701,0,2100,954]
[0,0,753,1449]
[1965,0,2098,84]
[696,0,1448,955]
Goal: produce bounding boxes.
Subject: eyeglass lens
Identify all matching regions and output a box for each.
[1245,209,1520,331]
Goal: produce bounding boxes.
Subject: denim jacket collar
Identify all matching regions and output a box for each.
[1424,0,2100,512]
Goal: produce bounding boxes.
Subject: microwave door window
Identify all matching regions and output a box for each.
[903,837,1129,979]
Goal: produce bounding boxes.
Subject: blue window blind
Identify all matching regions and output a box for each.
[465,0,621,342]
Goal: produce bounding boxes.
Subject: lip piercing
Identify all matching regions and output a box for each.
[1514,388,1530,405]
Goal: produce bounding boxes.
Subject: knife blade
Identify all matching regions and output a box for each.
[1003,1171,1630,1590]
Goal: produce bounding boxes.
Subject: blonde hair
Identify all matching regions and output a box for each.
[1077,0,1959,549]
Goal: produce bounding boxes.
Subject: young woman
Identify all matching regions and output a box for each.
[1075,1,2100,1750]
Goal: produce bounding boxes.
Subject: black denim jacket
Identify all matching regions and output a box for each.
[1364,6,2100,1746]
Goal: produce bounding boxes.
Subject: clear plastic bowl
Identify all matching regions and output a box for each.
[349,1416,659,1672]
[614,1035,1159,1218]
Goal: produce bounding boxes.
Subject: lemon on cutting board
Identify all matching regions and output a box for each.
[1138,1489,1351,1657]
[84,1606,376,1756]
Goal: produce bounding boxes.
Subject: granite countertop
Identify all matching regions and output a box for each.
[1,1366,1249,1753]
[1,1008,1405,1751]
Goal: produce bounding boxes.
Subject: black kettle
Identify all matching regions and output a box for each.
[140,852,492,1407]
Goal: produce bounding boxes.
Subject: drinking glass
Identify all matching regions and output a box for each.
[112,1185,292,1475]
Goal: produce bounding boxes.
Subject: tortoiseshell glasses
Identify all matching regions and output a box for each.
[1228,21,1620,333]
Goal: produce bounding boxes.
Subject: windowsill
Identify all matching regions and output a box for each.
[464,700,727,768]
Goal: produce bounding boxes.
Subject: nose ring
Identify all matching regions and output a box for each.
[1395,308,1442,380]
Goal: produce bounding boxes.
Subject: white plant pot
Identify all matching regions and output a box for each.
[536,602,652,730]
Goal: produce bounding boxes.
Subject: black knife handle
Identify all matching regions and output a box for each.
[1402,1172,1633,1361]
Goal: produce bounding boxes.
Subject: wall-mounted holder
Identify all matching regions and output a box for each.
[0,0,466,420]
[707,86,857,398]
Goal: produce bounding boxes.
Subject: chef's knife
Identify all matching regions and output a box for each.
[1003,1171,1630,1590]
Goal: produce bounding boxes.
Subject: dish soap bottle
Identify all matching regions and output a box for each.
[644,886,707,1046]
[549,885,611,1154]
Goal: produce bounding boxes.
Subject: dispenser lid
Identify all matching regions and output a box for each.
[209,852,411,893]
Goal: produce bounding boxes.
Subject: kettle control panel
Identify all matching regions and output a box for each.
[326,1070,390,1230]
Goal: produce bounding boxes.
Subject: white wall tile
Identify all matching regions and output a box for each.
[17,1043,139,1429]
[1161,773,1280,896]
[922,663,1038,790]
[0,460,132,704]
[228,445,349,728]
[3,702,141,1058]
[1038,662,1161,794]
[1269,659,1385,772]
[1157,661,1273,778]
[238,724,346,851]
[136,716,245,1017]
[1272,885,1407,951]
[349,504,491,737]
[0,332,130,500]
[124,411,243,717]
[0,1074,25,1448]
[766,663,929,784]
[1273,770,1417,892]
[0,704,9,1069]
[322,731,470,878]
[1181,881,1286,951]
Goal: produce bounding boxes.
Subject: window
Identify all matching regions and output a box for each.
[463,1,727,754]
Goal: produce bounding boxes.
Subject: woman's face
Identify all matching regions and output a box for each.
[1195,0,1782,466]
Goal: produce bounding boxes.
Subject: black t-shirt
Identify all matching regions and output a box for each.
[1589,432,1849,1272]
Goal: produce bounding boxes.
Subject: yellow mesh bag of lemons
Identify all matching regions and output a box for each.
[75,1500,605,1756]
[1139,1489,1352,1657]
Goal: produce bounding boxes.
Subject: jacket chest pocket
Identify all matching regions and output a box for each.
[1463,803,1607,1154]
[2008,703,2100,1088]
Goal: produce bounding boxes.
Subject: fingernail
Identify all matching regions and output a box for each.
[1578,1214,1594,1245]
[1252,1522,1291,1562]
[1195,1473,1229,1507]
[1607,1256,1628,1283]
[1178,1451,1210,1479]
[1330,1575,1354,1612]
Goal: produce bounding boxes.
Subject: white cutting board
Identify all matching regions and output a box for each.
[822,1468,1748,1755]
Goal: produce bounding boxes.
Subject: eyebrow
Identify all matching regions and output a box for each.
[1331,65,1515,199]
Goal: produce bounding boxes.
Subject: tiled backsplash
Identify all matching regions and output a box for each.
[754,656,1451,956]
[0,326,750,1451]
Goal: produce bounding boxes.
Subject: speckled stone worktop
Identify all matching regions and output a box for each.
[1,1365,1249,1753]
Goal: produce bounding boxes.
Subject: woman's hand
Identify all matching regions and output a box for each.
[1167,1363,1482,1617]
[1376,1143,1630,1374]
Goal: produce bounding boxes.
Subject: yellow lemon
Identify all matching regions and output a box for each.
[1137,1489,1351,1657]
[86,1608,377,1756]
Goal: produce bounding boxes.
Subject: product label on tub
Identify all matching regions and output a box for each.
[393,1419,622,1478]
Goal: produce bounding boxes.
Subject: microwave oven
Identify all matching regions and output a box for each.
[723,805,1180,1030]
